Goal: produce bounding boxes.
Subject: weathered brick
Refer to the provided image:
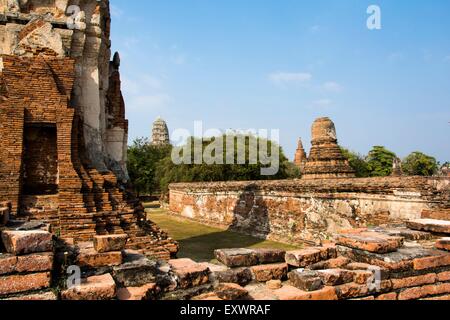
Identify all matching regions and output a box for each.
[117,283,159,301]
[285,248,322,268]
[169,258,210,289]
[215,283,248,300]
[413,252,450,270]
[407,219,450,235]
[352,270,375,285]
[421,294,450,301]
[288,269,323,292]
[245,283,278,300]
[214,249,258,267]
[317,269,354,286]
[1,230,52,255]
[436,238,450,252]
[273,285,337,301]
[61,273,116,300]
[192,292,223,301]
[437,271,450,282]
[250,263,288,282]
[77,249,122,269]
[391,273,437,290]
[0,254,17,275]
[376,292,398,300]
[266,280,282,290]
[16,253,53,273]
[3,291,57,301]
[398,283,450,300]
[335,280,392,300]
[253,249,286,264]
[93,234,128,253]
[0,272,51,296]
[308,256,351,270]
[213,267,253,286]
[336,230,403,254]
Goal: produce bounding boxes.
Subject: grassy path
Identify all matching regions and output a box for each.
[147,209,300,262]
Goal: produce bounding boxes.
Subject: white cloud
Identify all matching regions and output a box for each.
[444,55,450,62]
[122,74,171,111]
[313,99,332,107]
[129,94,172,110]
[269,72,312,85]
[322,81,343,93]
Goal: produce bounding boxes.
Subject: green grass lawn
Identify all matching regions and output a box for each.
[146,208,300,262]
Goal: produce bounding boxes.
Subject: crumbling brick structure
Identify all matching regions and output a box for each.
[169,117,449,244]
[0,0,178,259]
[170,177,450,245]
[302,117,355,179]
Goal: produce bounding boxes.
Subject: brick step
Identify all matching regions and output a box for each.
[422,209,450,221]
[407,219,450,235]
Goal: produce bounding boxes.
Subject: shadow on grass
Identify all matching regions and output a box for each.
[148,185,299,262]
[177,230,298,262]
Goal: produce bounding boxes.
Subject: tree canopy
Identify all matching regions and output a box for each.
[341,148,370,178]
[128,134,298,195]
[402,152,439,176]
[366,146,397,177]
[127,138,171,196]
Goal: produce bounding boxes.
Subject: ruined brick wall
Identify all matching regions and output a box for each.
[0,0,129,182]
[0,102,24,212]
[169,177,450,244]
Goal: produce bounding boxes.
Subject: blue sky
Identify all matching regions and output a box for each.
[110,0,450,162]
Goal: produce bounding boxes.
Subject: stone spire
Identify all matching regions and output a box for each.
[391,157,403,177]
[294,138,307,170]
[151,117,170,146]
[302,117,355,179]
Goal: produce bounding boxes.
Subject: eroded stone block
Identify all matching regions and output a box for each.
[113,251,159,287]
[436,238,450,252]
[93,234,128,253]
[3,291,57,301]
[16,253,53,273]
[288,269,323,292]
[215,283,248,300]
[336,230,403,254]
[0,254,17,275]
[61,273,116,300]
[273,285,337,301]
[117,283,159,301]
[253,249,286,264]
[285,248,323,268]
[76,242,122,269]
[250,263,288,282]
[407,219,450,235]
[214,249,258,267]
[0,272,51,296]
[317,269,354,286]
[1,230,53,255]
[169,258,210,289]
[213,267,253,286]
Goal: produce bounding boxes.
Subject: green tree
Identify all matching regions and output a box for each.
[127,138,172,196]
[366,146,397,177]
[341,148,370,178]
[155,134,294,193]
[402,152,439,176]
